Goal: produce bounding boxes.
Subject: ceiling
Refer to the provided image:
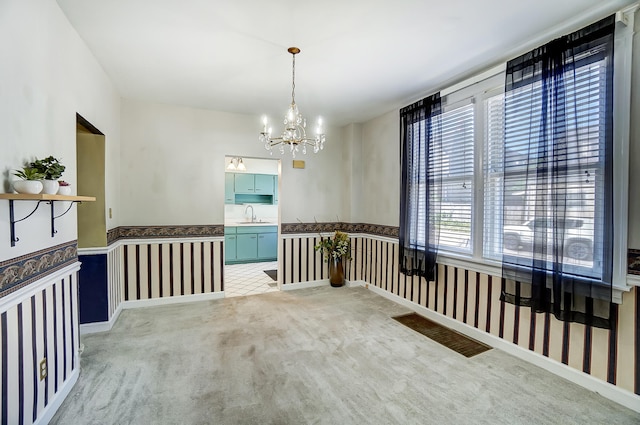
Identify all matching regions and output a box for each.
[56,0,633,127]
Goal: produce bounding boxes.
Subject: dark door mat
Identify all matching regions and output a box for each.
[393,313,491,358]
[264,269,277,284]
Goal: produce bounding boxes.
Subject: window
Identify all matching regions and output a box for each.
[433,103,474,253]
[399,8,632,299]
[484,37,612,286]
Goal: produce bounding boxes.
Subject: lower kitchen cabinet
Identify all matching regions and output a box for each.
[225,226,277,264]
[225,234,237,261]
[257,232,277,260]
[236,233,258,260]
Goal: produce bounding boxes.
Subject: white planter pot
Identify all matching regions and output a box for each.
[57,185,72,196]
[40,179,59,195]
[13,180,43,194]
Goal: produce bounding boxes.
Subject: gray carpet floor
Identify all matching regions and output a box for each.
[52,286,640,424]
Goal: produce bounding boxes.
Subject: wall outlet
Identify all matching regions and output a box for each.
[39,358,47,381]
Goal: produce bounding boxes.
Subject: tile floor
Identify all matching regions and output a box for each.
[224,261,279,297]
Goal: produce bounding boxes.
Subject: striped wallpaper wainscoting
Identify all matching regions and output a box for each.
[0,264,80,425]
[107,245,124,320]
[280,231,640,401]
[122,239,224,301]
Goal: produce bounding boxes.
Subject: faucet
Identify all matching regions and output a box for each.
[244,204,256,223]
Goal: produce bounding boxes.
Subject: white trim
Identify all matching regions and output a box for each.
[78,245,116,256]
[34,368,79,425]
[611,7,635,298]
[80,301,123,335]
[121,291,225,309]
[282,279,363,291]
[0,262,82,312]
[347,232,399,244]
[366,284,640,413]
[281,232,333,240]
[627,274,640,288]
[441,64,505,97]
[282,279,330,290]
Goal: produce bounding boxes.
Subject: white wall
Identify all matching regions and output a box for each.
[120,98,347,226]
[0,0,121,261]
[356,110,400,226]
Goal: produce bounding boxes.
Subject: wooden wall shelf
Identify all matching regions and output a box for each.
[0,193,96,246]
[0,194,96,202]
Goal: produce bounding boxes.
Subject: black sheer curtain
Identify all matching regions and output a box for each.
[399,93,442,281]
[501,16,615,329]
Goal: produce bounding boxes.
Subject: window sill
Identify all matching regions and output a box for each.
[435,251,632,304]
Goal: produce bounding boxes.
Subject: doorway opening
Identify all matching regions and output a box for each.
[223,156,280,297]
[76,113,106,247]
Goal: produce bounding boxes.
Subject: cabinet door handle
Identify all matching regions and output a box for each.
[228,236,236,240]
[259,235,264,239]
[251,236,257,239]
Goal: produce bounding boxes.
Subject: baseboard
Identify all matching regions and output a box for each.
[80,302,123,335]
[365,283,640,414]
[121,291,225,309]
[282,279,365,291]
[282,279,330,290]
[34,367,79,425]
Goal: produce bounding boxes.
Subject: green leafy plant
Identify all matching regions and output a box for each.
[13,167,45,181]
[30,156,65,180]
[314,231,351,262]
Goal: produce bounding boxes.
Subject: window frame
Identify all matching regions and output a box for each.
[423,10,636,301]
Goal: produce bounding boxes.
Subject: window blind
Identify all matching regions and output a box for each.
[484,57,609,280]
[432,103,474,253]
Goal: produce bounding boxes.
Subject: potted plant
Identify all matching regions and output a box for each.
[31,156,66,194]
[12,167,45,194]
[314,231,351,287]
[57,180,72,196]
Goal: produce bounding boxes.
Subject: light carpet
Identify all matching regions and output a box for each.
[52,286,640,424]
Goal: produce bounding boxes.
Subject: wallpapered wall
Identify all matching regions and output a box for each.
[74,222,639,400]
[0,266,81,425]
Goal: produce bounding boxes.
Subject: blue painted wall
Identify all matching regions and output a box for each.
[78,254,108,323]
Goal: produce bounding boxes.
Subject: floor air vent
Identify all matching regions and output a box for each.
[393,313,491,358]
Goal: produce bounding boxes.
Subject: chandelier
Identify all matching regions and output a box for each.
[259,47,325,158]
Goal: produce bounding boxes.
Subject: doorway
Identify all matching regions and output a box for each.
[76,114,106,248]
[223,156,280,297]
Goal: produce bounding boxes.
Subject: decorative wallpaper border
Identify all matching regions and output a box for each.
[104,223,640,277]
[0,240,78,298]
[281,222,399,238]
[628,249,640,276]
[107,225,224,244]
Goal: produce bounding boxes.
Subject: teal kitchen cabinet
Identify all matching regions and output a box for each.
[234,173,255,193]
[273,175,279,205]
[224,173,235,204]
[236,234,258,260]
[254,174,274,194]
[225,173,276,204]
[225,227,237,262]
[225,235,237,262]
[257,232,277,260]
[226,226,277,264]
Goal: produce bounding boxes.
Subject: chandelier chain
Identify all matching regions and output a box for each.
[291,53,296,104]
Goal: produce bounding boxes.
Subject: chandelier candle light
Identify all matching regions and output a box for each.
[260,47,326,157]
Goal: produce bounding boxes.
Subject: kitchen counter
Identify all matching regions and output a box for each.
[225,221,278,227]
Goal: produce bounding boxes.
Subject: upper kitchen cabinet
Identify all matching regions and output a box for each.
[234,173,274,195]
[226,172,277,204]
[254,174,274,194]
